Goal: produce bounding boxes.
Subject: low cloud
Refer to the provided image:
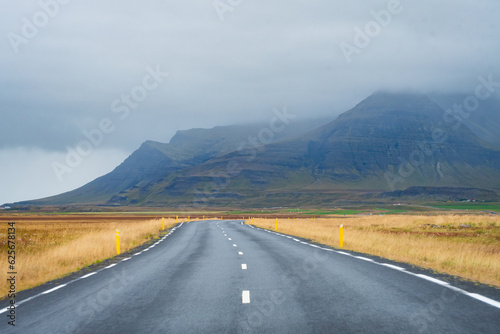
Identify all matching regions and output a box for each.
[1,0,499,203]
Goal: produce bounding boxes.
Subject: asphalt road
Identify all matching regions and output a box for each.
[1,220,499,333]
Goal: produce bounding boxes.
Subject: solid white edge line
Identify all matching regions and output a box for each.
[42,284,67,294]
[251,225,500,310]
[81,272,97,279]
[467,293,500,309]
[122,258,131,262]
[415,274,449,286]
[242,290,250,304]
[2,220,192,310]
[380,263,405,271]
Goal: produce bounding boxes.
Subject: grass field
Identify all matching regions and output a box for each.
[425,203,500,213]
[250,214,500,287]
[0,215,177,297]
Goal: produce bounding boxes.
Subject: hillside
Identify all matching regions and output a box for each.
[15,92,500,208]
[21,119,328,205]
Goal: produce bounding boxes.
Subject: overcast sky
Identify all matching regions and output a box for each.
[1,0,499,205]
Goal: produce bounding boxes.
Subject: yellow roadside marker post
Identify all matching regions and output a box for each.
[176,215,178,224]
[340,224,344,248]
[162,217,165,231]
[116,230,120,255]
[203,215,205,220]
[188,216,190,222]
[275,218,278,230]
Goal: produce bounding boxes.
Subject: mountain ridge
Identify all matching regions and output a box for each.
[13,92,500,208]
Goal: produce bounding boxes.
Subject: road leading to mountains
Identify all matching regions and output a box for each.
[1,220,499,333]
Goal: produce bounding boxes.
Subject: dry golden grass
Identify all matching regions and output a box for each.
[250,215,500,287]
[0,216,177,296]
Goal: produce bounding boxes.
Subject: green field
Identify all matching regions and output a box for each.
[302,210,365,215]
[426,203,500,213]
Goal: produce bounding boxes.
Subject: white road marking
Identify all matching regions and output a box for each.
[134,252,142,256]
[245,225,500,310]
[228,238,232,240]
[233,244,237,247]
[81,272,97,279]
[0,220,188,312]
[122,258,131,262]
[42,285,67,294]
[467,293,500,309]
[380,263,405,271]
[238,252,243,255]
[415,274,449,286]
[241,264,247,270]
[242,290,250,304]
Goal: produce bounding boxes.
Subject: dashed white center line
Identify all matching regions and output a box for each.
[233,244,237,247]
[242,290,250,304]
[238,252,243,255]
[241,264,247,270]
[228,238,232,240]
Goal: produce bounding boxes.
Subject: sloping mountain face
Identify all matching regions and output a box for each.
[22,119,329,205]
[18,92,500,208]
[430,93,500,149]
[130,92,500,207]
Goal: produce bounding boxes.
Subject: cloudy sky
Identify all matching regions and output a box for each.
[1,0,499,205]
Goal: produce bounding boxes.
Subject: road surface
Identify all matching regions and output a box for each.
[1,220,499,333]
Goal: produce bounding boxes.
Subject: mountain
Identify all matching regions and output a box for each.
[136,92,500,207]
[16,92,500,208]
[21,119,329,205]
[430,93,500,149]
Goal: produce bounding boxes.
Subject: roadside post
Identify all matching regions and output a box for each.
[340,224,344,248]
[162,217,165,231]
[275,218,278,230]
[116,230,120,255]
